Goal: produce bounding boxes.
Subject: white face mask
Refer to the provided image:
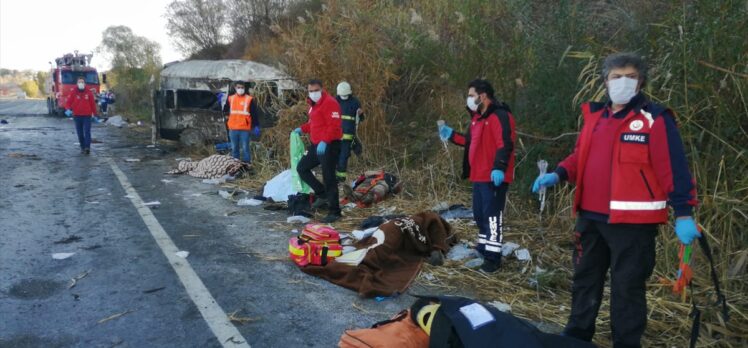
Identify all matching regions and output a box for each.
[309,91,322,103]
[340,95,349,100]
[77,82,85,90]
[608,77,638,105]
[236,88,245,95]
[466,96,480,112]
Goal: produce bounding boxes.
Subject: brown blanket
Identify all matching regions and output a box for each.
[301,212,453,298]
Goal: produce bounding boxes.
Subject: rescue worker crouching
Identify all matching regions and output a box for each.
[334,81,364,183]
[223,81,260,164]
[438,79,517,273]
[532,52,699,347]
[294,79,344,223]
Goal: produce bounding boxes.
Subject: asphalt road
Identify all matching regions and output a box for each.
[0,99,425,348]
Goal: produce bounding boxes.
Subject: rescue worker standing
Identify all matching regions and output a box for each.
[438,79,516,273]
[532,52,699,347]
[222,81,260,164]
[65,76,97,155]
[334,81,364,182]
[294,79,344,223]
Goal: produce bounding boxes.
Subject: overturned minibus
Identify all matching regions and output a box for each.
[153,59,300,145]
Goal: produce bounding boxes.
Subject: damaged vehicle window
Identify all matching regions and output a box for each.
[176,90,220,110]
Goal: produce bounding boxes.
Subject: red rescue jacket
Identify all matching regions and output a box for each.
[65,88,97,117]
[300,90,342,144]
[450,101,516,183]
[557,99,697,224]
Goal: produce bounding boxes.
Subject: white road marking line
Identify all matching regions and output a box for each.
[107,158,250,348]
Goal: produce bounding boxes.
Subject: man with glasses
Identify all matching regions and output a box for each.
[294,79,343,223]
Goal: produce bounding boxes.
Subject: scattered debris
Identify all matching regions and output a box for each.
[13,184,25,188]
[91,139,103,144]
[81,244,102,250]
[175,251,189,258]
[422,272,436,281]
[68,270,91,289]
[514,248,532,261]
[464,258,484,269]
[0,119,8,124]
[291,229,299,234]
[124,194,135,199]
[124,158,140,162]
[52,252,76,260]
[219,190,235,200]
[501,242,520,257]
[202,178,226,185]
[438,204,473,220]
[227,310,259,325]
[7,153,40,160]
[146,145,156,148]
[488,300,512,313]
[287,216,311,224]
[106,115,127,128]
[85,201,100,204]
[54,235,83,244]
[98,309,135,324]
[143,201,161,207]
[160,179,174,184]
[446,244,481,261]
[431,201,450,211]
[237,198,263,206]
[351,227,378,240]
[142,287,166,294]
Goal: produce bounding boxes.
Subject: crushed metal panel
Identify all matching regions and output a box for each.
[154,59,302,145]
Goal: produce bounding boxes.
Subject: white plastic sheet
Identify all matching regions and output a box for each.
[262,170,296,202]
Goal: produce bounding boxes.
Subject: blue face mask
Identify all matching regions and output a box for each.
[608,77,638,104]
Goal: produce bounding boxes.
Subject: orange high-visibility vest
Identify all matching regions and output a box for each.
[227,94,253,130]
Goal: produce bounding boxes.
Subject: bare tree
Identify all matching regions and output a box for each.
[165,0,228,56]
[226,0,295,41]
[99,26,162,69]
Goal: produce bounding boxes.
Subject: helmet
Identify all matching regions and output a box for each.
[416,303,441,336]
[336,81,352,96]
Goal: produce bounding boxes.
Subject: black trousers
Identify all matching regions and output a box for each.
[564,217,657,348]
[297,141,341,214]
[337,139,353,177]
[472,182,508,262]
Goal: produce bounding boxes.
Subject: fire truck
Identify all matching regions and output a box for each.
[46,51,106,116]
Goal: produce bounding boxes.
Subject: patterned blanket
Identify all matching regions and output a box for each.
[167,155,245,179]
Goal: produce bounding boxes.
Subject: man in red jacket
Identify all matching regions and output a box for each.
[438,79,516,273]
[294,79,343,223]
[65,76,97,155]
[532,52,699,347]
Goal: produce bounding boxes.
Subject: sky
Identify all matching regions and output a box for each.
[0,0,183,72]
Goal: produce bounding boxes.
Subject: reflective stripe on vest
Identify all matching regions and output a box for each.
[610,200,667,211]
[342,134,354,140]
[230,95,251,115]
[341,115,355,121]
[228,95,253,130]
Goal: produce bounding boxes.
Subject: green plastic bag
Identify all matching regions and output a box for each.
[290,132,312,194]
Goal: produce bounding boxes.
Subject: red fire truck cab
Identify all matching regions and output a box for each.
[46,51,106,116]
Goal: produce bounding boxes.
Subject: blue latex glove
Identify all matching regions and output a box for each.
[532,173,559,193]
[252,126,261,137]
[64,109,73,117]
[316,141,327,156]
[438,124,453,141]
[490,169,504,186]
[675,217,700,244]
[293,127,302,134]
